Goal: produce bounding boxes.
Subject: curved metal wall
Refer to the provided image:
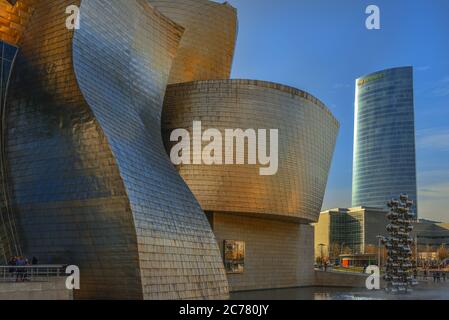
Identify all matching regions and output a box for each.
[6,0,228,300]
[148,0,237,84]
[0,40,20,263]
[73,0,228,300]
[162,80,339,223]
[353,66,418,215]
[0,0,36,263]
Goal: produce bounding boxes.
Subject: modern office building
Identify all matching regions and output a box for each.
[163,80,339,291]
[315,207,449,260]
[413,221,449,249]
[314,207,388,259]
[1,0,229,300]
[352,67,418,216]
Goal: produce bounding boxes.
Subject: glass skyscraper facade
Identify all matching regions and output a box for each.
[352,67,418,216]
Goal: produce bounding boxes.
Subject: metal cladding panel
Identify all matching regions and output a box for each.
[5,0,228,300]
[149,0,237,84]
[0,0,35,44]
[73,0,228,300]
[6,0,142,299]
[163,80,340,223]
[353,67,418,216]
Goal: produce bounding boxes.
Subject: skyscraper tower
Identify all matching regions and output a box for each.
[352,67,418,216]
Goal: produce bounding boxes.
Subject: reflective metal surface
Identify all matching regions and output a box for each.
[353,67,418,215]
[0,0,35,44]
[149,0,238,84]
[163,80,340,223]
[0,40,20,262]
[0,0,36,265]
[0,0,35,263]
[5,0,228,300]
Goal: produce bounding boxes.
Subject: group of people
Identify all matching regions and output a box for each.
[7,256,38,282]
[432,270,447,283]
[421,269,447,283]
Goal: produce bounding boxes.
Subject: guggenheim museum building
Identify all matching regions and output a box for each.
[0,0,339,299]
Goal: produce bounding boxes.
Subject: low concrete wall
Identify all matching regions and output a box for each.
[0,278,73,300]
[315,270,371,288]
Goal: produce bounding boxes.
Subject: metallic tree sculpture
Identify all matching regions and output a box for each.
[383,194,418,293]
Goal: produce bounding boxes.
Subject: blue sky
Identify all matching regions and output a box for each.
[221,0,449,221]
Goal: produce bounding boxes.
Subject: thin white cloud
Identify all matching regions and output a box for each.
[420,183,449,199]
[419,182,449,222]
[333,83,351,89]
[322,187,352,211]
[416,66,430,72]
[418,169,449,185]
[416,128,449,151]
[432,76,449,97]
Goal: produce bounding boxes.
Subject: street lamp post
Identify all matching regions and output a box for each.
[318,243,326,270]
[376,235,383,270]
[337,241,344,264]
[415,236,419,268]
[440,243,446,268]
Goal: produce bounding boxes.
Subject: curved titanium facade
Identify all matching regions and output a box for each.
[353,67,418,215]
[163,80,339,223]
[0,0,36,262]
[5,0,228,299]
[148,0,237,84]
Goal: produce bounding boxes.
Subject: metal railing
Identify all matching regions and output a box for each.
[0,265,67,282]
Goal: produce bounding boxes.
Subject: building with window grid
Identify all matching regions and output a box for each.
[352,67,418,216]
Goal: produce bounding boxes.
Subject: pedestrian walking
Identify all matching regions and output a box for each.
[15,256,26,282]
[8,256,16,277]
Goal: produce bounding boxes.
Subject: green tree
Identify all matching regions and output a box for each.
[437,245,449,262]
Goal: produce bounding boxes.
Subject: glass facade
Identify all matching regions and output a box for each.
[329,210,364,254]
[352,67,418,216]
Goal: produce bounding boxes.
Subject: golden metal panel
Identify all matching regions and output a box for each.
[0,0,35,44]
[149,0,237,84]
[5,0,228,300]
[163,80,340,223]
